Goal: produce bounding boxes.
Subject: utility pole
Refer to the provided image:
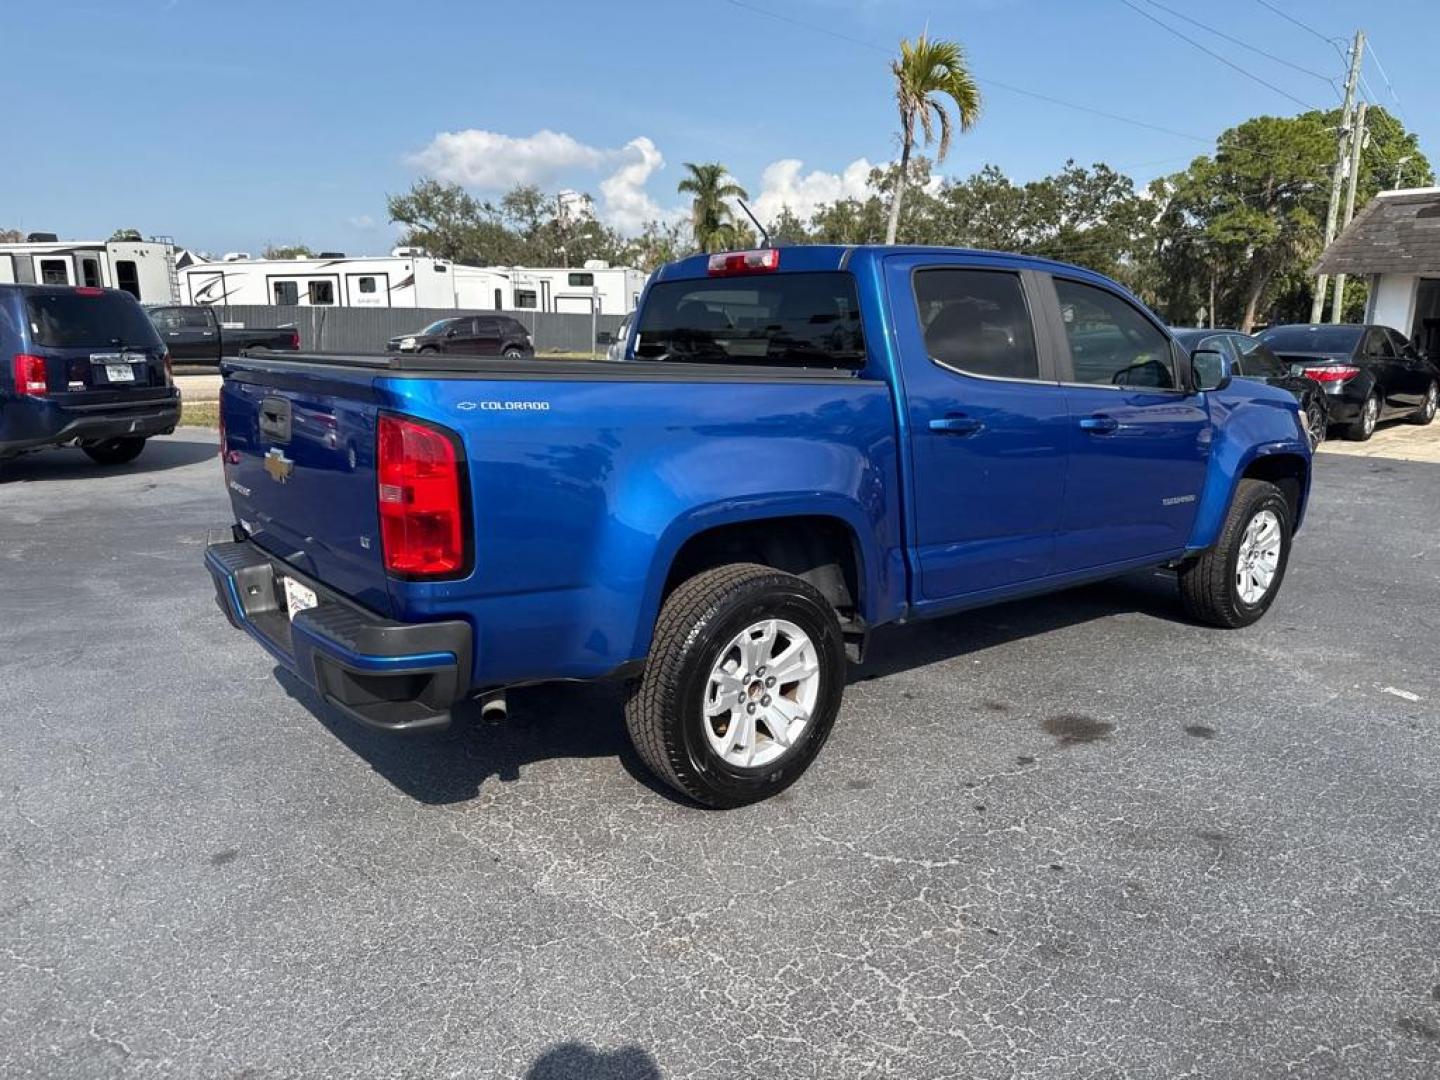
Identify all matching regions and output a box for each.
[1311,29,1365,323]
[1331,101,1368,323]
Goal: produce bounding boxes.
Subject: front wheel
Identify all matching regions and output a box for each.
[1178,479,1292,628]
[82,437,147,466]
[625,563,846,808]
[1407,381,1437,426]
[502,347,525,359]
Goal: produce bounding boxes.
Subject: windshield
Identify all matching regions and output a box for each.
[1259,325,1363,353]
[635,272,865,369]
[419,320,457,336]
[25,290,164,349]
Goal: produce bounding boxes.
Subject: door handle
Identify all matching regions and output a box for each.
[1079,415,1120,435]
[929,416,984,436]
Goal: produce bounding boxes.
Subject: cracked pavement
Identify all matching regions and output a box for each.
[3,431,1439,1078]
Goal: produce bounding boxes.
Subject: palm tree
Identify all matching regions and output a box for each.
[884,32,982,245]
[678,163,750,253]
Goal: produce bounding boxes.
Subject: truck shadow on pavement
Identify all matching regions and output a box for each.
[277,569,1189,808]
[0,437,216,482]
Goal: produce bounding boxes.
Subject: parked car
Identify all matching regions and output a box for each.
[1,284,180,467]
[206,245,1311,808]
[1172,328,1330,449]
[1257,323,1439,440]
[386,315,533,357]
[146,305,300,364]
[598,313,632,361]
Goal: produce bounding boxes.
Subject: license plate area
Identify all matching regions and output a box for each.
[105,364,135,383]
[281,576,319,621]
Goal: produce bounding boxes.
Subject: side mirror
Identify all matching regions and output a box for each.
[596,330,615,345]
[445,327,458,338]
[1191,348,1232,392]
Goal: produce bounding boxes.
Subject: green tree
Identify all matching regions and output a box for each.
[884,31,980,245]
[677,163,748,253]
[387,178,507,264]
[109,228,143,241]
[263,243,314,260]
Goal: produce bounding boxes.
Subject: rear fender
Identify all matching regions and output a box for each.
[629,495,893,660]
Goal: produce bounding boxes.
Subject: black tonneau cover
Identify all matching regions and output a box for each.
[222,352,871,383]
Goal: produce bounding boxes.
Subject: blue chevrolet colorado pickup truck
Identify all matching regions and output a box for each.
[205,245,1310,807]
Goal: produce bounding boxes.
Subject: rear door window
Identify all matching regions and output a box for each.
[635,271,865,369]
[25,291,163,349]
[912,269,1040,381]
[1053,278,1176,389]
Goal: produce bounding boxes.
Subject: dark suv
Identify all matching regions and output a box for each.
[387,315,533,357]
[1,285,180,468]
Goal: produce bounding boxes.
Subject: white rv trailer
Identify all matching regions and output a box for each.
[500,263,647,316]
[176,253,512,310]
[0,238,177,302]
[175,252,646,313]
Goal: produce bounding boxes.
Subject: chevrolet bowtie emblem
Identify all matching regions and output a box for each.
[263,448,294,483]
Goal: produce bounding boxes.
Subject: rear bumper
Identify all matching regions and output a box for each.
[0,393,181,456]
[204,538,472,733]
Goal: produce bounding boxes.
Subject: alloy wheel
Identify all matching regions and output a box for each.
[1235,509,1282,606]
[702,618,820,769]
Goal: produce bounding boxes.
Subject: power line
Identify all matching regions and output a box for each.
[725,0,1208,143]
[1119,0,1319,111]
[1252,0,1342,47]
[1364,41,1410,126]
[1141,0,1336,86]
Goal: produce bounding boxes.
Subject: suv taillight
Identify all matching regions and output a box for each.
[13,354,47,396]
[289,330,301,350]
[163,350,174,386]
[376,413,468,578]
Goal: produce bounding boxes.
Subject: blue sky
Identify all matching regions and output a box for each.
[5,0,1435,254]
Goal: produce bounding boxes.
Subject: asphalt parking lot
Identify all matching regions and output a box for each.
[3,430,1439,1079]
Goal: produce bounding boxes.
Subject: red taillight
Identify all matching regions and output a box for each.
[1303,365,1360,384]
[289,330,300,350]
[217,403,226,460]
[707,248,781,276]
[12,354,47,396]
[376,414,468,578]
[74,287,104,297]
[163,350,174,386]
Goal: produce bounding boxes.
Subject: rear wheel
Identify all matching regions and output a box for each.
[502,346,524,359]
[1344,393,1379,441]
[1304,400,1327,450]
[625,563,846,808]
[1178,479,1292,628]
[1407,381,1437,425]
[81,437,147,466]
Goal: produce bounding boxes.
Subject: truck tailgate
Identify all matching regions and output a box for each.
[220,364,393,614]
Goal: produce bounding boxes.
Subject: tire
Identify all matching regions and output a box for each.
[1304,399,1327,450]
[625,563,846,808]
[81,437,147,466]
[1407,381,1437,425]
[502,347,524,359]
[1178,479,1292,629]
[1343,392,1379,441]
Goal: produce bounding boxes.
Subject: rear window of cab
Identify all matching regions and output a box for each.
[634,272,865,370]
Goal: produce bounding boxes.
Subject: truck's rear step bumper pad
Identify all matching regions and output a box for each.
[204,539,472,733]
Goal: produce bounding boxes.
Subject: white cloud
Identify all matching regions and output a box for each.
[346,214,376,229]
[752,157,878,225]
[599,137,678,233]
[407,128,606,189]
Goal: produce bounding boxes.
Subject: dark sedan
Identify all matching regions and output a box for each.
[1172,328,1330,449]
[1257,323,1439,441]
[386,314,533,357]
